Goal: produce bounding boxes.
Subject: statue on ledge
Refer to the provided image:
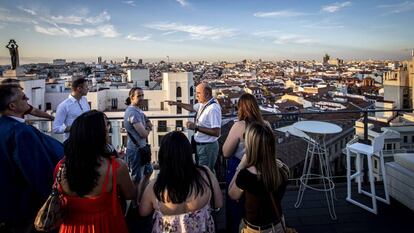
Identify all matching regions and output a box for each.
[6,39,19,70]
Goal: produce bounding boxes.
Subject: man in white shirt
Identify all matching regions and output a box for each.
[166,83,222,171]
[53,78,90,140]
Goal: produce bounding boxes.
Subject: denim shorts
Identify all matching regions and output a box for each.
[125,148,142,183]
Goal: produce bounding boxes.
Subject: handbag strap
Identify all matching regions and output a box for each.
[268,191,287,233]
[111,158,119,216]
[53,159,65,193]
[200,166,218,231]
[195,98,216,123]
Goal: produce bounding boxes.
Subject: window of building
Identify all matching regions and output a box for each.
[145,80,149,87]
[158,120,167,132]
[111,98,118,110]
[387,144,392,150]
[334,144,338,153]
[46,102,52,110]
[122,135,128,146]
[190,99,194,105]
[404,136,408,143]
[160,101,164,110]
[177,100,182,114]
[38,105,42,110]
[190,86,194,97]
[374,159,378,170]
[141,99,148,111]
[176,86,182,97]
[176,120,183,131]
[412,135,414,143]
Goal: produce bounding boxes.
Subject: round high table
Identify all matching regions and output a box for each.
[293,120,342,220]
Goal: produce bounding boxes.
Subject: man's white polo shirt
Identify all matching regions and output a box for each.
[193,99,222,143]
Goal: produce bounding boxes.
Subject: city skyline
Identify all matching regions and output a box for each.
[1,0,414,64]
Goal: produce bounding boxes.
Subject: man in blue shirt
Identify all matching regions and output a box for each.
[0,83,63,233]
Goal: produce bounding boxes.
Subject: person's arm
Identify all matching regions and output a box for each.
[187,106,221,137]
[52,104,67,134]
[222,121,245,157]
[139,180,155,216]
[204,166,223,209]
[30,108,54,120]
[116,158,136,200]
[133,122,151,138]
[228,155,247,200]
[187,121,220,137]
[165,100,195,112]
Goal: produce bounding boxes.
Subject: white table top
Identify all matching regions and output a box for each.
[293,121,342,134]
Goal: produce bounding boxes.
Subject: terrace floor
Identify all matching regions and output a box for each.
[126,182,414,233]
[282,182,413,233]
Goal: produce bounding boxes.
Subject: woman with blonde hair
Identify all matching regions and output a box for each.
[222,93,267,233]
[229,122,289,233]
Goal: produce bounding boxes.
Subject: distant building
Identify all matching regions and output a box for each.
[383,58,413,109]
[52,59,66,66]
[127,68,150,87]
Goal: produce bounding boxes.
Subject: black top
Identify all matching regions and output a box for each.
[236,164,289,226]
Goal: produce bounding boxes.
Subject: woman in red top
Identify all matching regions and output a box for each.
[58,110,136,233]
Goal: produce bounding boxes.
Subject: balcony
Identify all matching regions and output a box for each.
[27,108,414,232]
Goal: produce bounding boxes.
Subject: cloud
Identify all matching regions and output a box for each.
[18,6,37,15]
[252,30,282,37]
[273,34,317,45]
[162,31,178,36]
[377,1,414,14]
[48,11,111,25]
[126,34,151,41]
[322,1,352,13]
[146,22,237,40]
[122,1,136,7]
[302,20,345,29]
[176,0,189,7]
[254,10,307,18]
[0,14,34,24]
[34,24,119,38]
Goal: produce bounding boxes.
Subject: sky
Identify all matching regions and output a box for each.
[0,0,414,64]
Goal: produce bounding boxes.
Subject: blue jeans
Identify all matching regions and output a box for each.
[125,147,142,183]
[196,141,219,172]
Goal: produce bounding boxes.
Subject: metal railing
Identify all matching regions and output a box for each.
[27,108,414,185]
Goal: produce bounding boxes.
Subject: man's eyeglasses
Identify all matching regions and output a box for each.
[137,94,144,97]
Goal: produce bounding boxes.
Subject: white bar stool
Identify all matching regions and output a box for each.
[345,133,390,214]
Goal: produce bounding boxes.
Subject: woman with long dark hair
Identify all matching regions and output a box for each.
[222,93,267,233]
[139,131,223,232]
[229,123,289,233]
[58,110,136,233]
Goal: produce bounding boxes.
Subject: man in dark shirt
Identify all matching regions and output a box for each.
[0,83,63,233]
